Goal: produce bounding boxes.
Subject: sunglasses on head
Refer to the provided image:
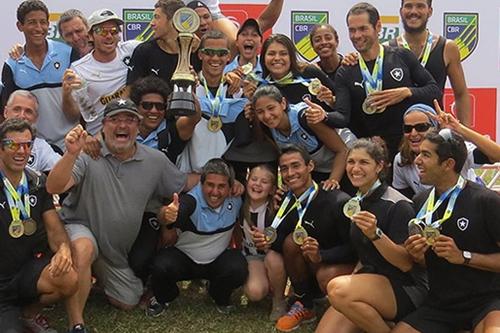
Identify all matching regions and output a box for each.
[200,48,230,57]
[140,101,166,111]
[403,122,432,134]
[93,26,120,37]
[2,139,34,151]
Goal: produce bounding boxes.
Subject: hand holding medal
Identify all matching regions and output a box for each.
[250,226,271,252]
[350,211,379,240]
[300,237,321,263]
[431,235,465,265]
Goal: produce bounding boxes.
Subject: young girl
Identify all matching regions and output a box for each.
[251,84,349,190]
[316,138,427,333]
[239,164,287,322]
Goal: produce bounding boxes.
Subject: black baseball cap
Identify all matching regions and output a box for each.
[186,1,210,12]
[103,99,143,119]
[237,18,262,37]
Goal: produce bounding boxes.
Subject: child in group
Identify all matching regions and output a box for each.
[237,164,288,322]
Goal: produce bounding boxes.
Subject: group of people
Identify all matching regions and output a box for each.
[1,0,500,333]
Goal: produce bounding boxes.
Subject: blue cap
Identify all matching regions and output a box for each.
[403,103,438,127]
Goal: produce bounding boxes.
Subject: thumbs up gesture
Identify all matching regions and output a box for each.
[161,193,180,225]
[303,97,327,125]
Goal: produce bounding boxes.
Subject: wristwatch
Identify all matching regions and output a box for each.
[371,227,383,241]
[462,251,472,265]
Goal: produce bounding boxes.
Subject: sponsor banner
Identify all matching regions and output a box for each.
[123,9,154,41]
[443,88,496,140]
[291,11,328,62]
[379,15,399,43]
[443,13,479,61]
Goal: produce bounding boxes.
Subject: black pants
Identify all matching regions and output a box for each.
[128,212,161,284]
[151,247,248,306]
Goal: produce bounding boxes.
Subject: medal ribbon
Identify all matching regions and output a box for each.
[202,75,225,119]
[265,72,312,87]
[358,45,384,95]
[1,172,30,221]
[401,30,433,67]
[417,176,465,228]
[295,182,319,230]
[354,179,382,203]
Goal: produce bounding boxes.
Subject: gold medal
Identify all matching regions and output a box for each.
[264,227,277,244]
[362,99,377,115]
[23,218,37,236]
[241,63,253,75]
[343,198,361,219]
[308,78,322,95]
[407,218,424,237]
[9,219,24,238]
[207,116,223,132]
[423,225,440,245]
[292,225,308,245]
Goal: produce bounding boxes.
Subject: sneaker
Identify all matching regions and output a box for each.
[275,301,316,332]
[68,323,88,333]
[23,313,57,333]
[145,296,168,317]
[215,304,235,315]
[269,299,287,322]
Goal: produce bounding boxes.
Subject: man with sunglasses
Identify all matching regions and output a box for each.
[394,129,500,333]
[1,0,80,151]
[3,90,61,173]
[0,118,77,333]
[176,29,248,175]
[130,76,200,164]
[46,99,186,332]
[64,8,141,136]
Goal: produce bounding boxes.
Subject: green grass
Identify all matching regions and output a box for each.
[45,286,323,333]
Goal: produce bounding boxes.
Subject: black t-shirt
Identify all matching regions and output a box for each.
[0,171,54,286]
[389,36,447,91]
[126,39,202,90]
[315,53,344,83]
[414,182,500,309]
[157,117,188,164]
[333,45,441,158]
[351,184,424,286]
[271,188,357,264]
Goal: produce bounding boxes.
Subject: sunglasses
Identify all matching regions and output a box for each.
[200,48,230,57]
[2,139,34,151]
[403,123,432,134]
[93,26,120,37]
[140,101,166,111]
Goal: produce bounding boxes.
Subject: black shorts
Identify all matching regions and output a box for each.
[0,252,51,332]
[388,279,419,321]
[402,297,500,332]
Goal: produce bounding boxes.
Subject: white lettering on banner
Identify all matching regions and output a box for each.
[127,23,142,30]
[294,25,309,32]
[447,26,460,33]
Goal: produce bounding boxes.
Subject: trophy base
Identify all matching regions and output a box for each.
[168,91,196,116]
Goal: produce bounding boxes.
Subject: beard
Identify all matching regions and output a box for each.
[402,16,429,34]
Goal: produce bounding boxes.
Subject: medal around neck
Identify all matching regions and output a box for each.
[9,219,24,238]
[308,78,322,95]
[23,218,37,236]
[423,225,440,245]
[264,226,277,244]
[293,225,308,245]
[343,198,361,219]
[407,218,424,237]
[241,63,253,75]
[207,116,223,132]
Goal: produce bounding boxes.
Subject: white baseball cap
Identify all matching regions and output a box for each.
[87,9,123,32]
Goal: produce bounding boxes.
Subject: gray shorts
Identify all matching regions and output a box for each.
[65,224,143,306]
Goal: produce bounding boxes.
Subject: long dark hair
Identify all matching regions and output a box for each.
[260,34,307,79]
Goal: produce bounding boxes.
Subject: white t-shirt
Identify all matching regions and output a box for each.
[392,141,480,195]
[71,40,141,135]
[27,137,61,172]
